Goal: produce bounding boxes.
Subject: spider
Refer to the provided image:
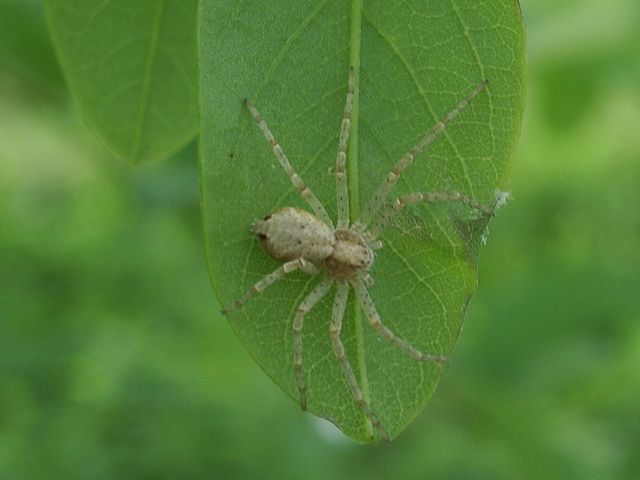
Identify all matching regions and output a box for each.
[222,68,493,441]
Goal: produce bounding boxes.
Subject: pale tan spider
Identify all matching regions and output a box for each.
[222,68,493,441]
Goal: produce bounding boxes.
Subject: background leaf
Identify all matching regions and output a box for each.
[45,0,199,163]
[200,0,525,442]
[0,1,65,99]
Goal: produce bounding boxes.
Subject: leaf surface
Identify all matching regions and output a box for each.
[200,0,525,442]
[45,0,199,163]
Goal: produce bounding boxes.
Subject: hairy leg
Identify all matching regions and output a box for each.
[367,190,493,241]
[352,278,448,363]
[354,80,489,231]
[292,278,333,410]
[329,282,390,442]
[221,258,317,314]
[245,98,332,226]
[335,68,355,230]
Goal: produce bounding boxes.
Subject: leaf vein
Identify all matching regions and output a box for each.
[130,0,166,161]
[361,9,476,196]
[254,0,332,101]
[382,238,448,318]
[448,0,498,181]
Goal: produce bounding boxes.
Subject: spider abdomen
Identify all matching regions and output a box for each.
[252,207,335,263]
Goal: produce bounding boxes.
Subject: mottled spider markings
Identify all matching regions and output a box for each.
[222,68,494,442]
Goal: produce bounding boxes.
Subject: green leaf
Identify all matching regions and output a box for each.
[200,0,525,443]
[0,2,65,98]
[44,0,199,163]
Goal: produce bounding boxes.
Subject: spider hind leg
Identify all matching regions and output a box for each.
[292,279,333,410]
[330,282,390,442]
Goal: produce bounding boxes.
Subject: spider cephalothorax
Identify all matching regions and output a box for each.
[223,68,493,441]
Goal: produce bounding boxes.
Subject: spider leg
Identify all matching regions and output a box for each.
[221,258,317,314]
[368,240,384,250]
[353,80,489,231]
[335,67,355,230]
[329,282,390,442]
[367,190,494,241]
[352,278,448,363]
[292,278,333,410]
[362,272,374,287]
[244,98,333,227]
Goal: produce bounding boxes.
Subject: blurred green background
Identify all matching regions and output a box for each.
[1,0,639,478]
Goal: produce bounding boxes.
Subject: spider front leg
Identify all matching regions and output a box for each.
[335,67,355,230]
[292,278,333,410]
[352,278,448,363]
[367,190,494,241]
[353,80,489,232]
[395,191,494,216]
[330,282,390,442]
[221,258,317,314]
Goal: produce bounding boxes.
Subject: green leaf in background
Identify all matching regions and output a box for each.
[44,0,199,163]
[0,2,65,98]
[200,0,525,442]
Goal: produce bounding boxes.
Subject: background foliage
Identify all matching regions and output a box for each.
[45,0,199,163]
[1,0,639,478]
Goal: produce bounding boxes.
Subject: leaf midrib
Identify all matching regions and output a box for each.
[347,0,373,439]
